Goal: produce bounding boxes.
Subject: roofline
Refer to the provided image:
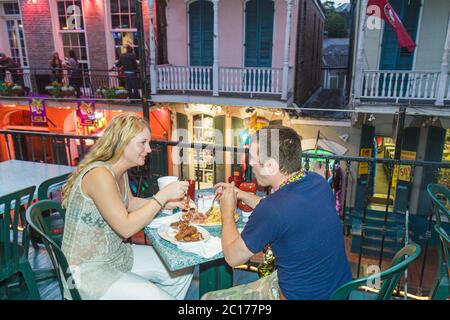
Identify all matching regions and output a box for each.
[313,0,327,20]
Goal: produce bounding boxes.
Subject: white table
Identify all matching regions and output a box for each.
[0,160,73,199]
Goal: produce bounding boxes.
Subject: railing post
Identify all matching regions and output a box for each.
[147,0,157,95]
[212,0,219,96]
[435,17,450,106]
[353,0,368,103]
[281,0,294,101]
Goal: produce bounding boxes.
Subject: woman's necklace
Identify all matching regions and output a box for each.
[275,169,306,192]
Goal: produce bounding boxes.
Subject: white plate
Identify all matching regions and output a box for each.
[157,223,210,245]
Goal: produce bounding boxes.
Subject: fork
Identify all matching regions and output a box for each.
[204,192,220,216]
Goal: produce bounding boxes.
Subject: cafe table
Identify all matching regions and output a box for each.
[0,160,73,202]
[144,188,247,298]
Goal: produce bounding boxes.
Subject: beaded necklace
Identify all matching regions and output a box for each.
[258,169,305,277]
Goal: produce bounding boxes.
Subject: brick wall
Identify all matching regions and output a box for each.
[19,0,55,68]
[294,0,325,105]
[83,0,108,70]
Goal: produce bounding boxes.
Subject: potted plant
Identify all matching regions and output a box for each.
[12,84,25,96]
[61,85,75,97]
[45,81,63,98]
[115,87,129,99]
[0,82,14,96]
[96,86,117,99]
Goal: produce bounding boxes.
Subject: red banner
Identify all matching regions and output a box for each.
[367,0,416,52]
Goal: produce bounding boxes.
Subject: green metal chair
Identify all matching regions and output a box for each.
[431,225,449,299]
[428,183,450,300]
[330,243,421,300]
[0,186,41,300]
[26,200,81,300]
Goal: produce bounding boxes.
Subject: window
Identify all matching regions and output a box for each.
[110,0,135,29]
[57,0,83,30]
[3,2,20,15]
[57,0,89,71]
[1,2,28,66]
[193,114,214,184]
[6,19,28,66]
[110,0,138,62]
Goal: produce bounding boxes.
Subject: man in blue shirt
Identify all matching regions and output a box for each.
[202,125,351,300]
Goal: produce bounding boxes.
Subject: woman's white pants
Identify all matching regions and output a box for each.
[100,244,193,300]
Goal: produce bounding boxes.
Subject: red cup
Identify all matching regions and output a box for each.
[187,179,196,201]
[228,175,244,188]
[238,182,257,212]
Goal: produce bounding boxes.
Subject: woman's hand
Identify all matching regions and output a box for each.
[164,199,196,210]
[156,181,189,204]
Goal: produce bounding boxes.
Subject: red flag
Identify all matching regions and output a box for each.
[367,0,416,52]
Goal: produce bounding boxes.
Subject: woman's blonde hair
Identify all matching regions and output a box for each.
[62,113,149,208]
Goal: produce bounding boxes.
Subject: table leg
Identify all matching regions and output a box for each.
[199,258,233,298]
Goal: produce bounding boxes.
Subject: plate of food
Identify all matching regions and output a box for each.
[182,205,240,226]
[157,220,210,245]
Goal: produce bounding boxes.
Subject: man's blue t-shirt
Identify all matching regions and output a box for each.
[241,171,352,300]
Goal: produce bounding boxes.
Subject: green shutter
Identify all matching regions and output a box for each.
[355,125,375,211]
[244,0,274,67]
[394,127,420,213]
[417,126,446,215]
[214,115,225,183]
[189,1,213,66]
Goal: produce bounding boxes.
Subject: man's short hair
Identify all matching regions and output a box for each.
[251,125,302,174]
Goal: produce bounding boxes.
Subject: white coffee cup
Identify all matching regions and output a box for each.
[157,176,179,190]
[157,176,179,215]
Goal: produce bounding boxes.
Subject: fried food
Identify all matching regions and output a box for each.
[170,220,204,242]
[181,205,239,225]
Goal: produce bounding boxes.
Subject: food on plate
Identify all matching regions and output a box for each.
[169,220,204,242]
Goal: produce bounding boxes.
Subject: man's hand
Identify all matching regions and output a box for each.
[214,182,242,200]
[219,181,237,218]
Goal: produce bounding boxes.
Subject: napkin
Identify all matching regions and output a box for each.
[177,236,222,259]
[148,212,181,229]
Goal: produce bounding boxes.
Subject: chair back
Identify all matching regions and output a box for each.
[26,200,81,300]
[37,173,70,202]
[431,224,450,299]
[0,186,36,281]
[331,243,421,300]
[427,183,450,227]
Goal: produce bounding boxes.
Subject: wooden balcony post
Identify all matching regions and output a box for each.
[281,0,294,101]
[212,0,220,96]
[353,0,368,103]
[435,17,450,106]
[148,0,157,95]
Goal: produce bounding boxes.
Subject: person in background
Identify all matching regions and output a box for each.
[61,113,193,300]
[65,49,82,98]
[49,52,63,83]
[115,45,140,100]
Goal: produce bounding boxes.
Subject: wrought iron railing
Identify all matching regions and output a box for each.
[0,68,141,100]
[1,129,449,298]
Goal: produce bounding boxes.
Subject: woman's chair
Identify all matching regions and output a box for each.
[26,200,81,300]
[0,186,41,300]
[330,243,421,300]
[427,183,450,300]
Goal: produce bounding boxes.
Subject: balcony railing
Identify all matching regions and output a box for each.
[156,65,213,91]
[1,128,449,298]
[219,67,282,94]
[361,70,441,101]
[446,72,450,100]
[0,68,140,100]
[156,65,283,95]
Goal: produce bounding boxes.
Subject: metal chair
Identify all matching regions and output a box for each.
[0,186,41,299]
[26,200,81,300]
[330,243,421,300]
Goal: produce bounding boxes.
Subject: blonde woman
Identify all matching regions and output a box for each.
[61,113,193,300]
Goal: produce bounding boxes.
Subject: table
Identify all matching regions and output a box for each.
[0,160,73,200]
[144,188,248,297]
